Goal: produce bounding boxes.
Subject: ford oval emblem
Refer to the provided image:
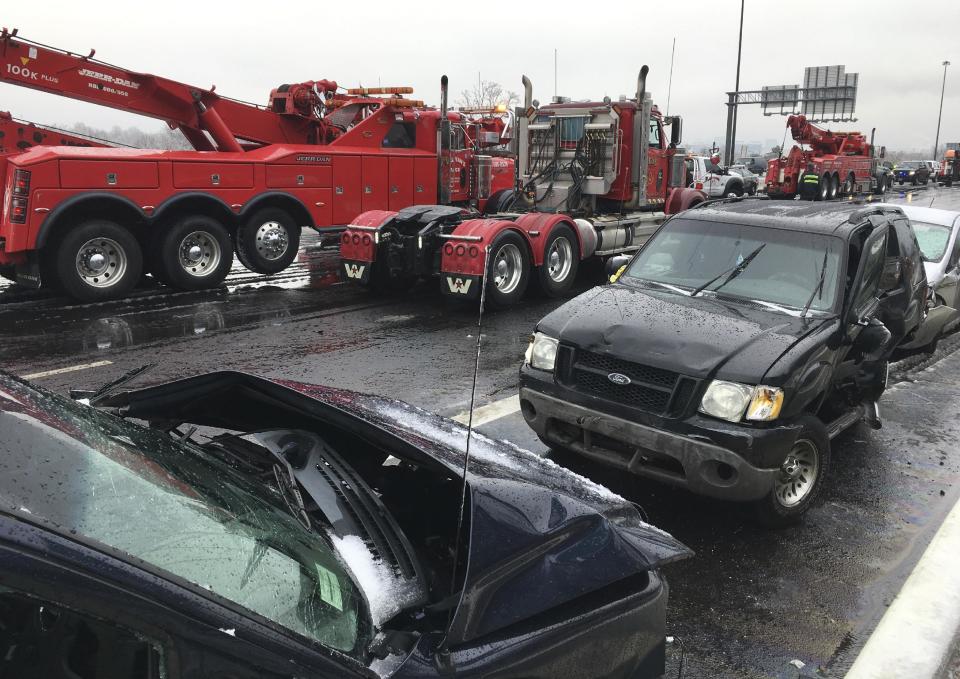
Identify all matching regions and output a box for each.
[608,372,632,386]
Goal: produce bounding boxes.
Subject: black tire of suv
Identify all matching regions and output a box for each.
[235,207,300,274]
[753,415,831,527]
[158,215,234,291]
[536,225,580,298]
[485,230,531,309]
[54,220,143,303]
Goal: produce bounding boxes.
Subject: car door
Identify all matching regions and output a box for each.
[874,216,924,345]
[0,515,361,679]
[939,220,960,308]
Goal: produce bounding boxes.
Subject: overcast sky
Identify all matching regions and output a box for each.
[3,0,959,153]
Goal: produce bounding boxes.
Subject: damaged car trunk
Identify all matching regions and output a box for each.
[0,369,690,679]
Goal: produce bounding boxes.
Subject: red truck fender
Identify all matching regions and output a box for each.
[440,218,522,277]
[340,210,397,283]
[665,187,707,215]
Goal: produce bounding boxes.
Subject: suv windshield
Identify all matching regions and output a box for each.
[624,217,843,312]
[0,383,369,656]
[912,221,952,261]
[898,161,921,169]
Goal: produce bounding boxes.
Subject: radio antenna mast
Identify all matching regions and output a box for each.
[438,246,490,664]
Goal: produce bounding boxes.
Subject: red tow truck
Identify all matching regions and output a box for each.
[0,27,512,300]
[340,67,707,308]
[765,115,887,200]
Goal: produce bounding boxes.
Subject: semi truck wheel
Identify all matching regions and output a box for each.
[753,415,830,527]
[817,176,830,201]
[485,230,530,309]
[536,225,579,297]
[843,173,855,195]
[158,215,233,291]
[236,208,300,274]
[54,220,143,302]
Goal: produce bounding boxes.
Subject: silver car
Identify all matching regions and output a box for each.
[884,204,960,308]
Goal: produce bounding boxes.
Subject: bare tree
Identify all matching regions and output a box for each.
[65,122,193,150]
[458,79,518,110]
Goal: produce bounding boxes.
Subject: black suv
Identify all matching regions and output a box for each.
[894,161,932,185]
[519,201,954,525]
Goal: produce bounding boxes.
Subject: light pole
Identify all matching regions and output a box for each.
[934,60,950,159]
[727,0,745,166]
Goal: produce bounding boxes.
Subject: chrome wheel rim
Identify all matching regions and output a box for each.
[75,237,127,288]
[546,237,573,283]
[492,243,523,293]
[178,231,221,277]
[255,222,289,261]
[775,439,820,508]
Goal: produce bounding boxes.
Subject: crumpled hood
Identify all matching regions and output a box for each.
[97,371,691,646]
[539,284,828,383]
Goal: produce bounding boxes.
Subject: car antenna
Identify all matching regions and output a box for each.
[437,246,491,668]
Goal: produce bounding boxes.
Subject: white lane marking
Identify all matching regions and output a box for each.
[20,360,114,380]
[452,394,521,427]
[845,492,960,679]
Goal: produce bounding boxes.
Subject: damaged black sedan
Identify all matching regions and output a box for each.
[0,369,689,679]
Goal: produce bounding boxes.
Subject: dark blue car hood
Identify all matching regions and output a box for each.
[97,371,691,645]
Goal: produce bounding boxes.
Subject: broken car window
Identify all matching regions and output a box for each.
[0,405,369,656]
[912,221,952,262]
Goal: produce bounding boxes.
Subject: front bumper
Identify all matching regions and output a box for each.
[519,374,800,502]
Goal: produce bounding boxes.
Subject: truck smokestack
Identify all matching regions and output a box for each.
[636,65,649,105]
[522,75,533,110]
[440,75,449,118]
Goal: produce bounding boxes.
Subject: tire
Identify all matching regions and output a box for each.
[726,182,744,198]
[53,220,143,302]
[485,230,530,310]
[536,225,580,297]
[753,415,831,527]
[235,207,300,274]
[817,176,830,201]
[0,265,15,284]
[484,189,517,215]
[157,215,233,291]
[843,173,855,195]
[829,174,840,200]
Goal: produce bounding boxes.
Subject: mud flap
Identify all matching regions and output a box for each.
[440,273,481,300]
[341,260,372,285]
[15,252,41,289]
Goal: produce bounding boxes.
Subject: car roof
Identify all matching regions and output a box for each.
[686,199,904,237]
[876,203,960,227]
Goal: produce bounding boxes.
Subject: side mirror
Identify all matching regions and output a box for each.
[670,116,682,147]
[605,255,632,282]
[880,146,886,159]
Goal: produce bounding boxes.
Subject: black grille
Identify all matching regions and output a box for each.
[576,350,678,388]
[568,349,688,414]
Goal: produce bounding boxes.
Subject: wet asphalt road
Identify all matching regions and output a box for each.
[2,186,958,678]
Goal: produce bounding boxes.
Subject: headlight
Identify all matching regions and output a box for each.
[526,332,558,371]
[909,170,916,175]
[745,385,784,421]
[699,381,784,422]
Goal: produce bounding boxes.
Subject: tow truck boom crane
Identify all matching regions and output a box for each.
[0,27,405,151]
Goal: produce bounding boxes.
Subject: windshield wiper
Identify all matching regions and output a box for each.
[801,248,830,318]
[690,243,766,297]
[69,364,155,406]
[639,279,692,296]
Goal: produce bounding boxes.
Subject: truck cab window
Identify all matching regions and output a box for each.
[0,587,164,679]
[649,120,662,148]
[382,121,416,149]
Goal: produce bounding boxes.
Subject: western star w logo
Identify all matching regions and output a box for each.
[446,277,472,294]
[344,263,365,279]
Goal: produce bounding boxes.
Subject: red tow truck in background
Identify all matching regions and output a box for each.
[0,27,512,301]
[764,114,888,200]
[340,67,707,309]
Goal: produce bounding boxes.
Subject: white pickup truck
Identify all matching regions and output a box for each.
[684,156,747,198]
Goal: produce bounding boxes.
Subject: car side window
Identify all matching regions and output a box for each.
[851,229,887,317]
[951,231,960,268]
[0,585,165,678]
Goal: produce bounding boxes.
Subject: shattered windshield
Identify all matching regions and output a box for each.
[0,387,369,656]
[911,221,952,262]
[624,217,843,313]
